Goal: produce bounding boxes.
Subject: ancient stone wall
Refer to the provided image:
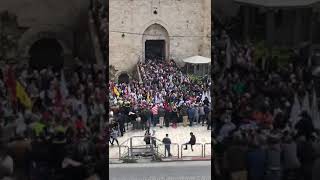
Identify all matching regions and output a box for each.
[0,0,91,63]
[109,0,211,74]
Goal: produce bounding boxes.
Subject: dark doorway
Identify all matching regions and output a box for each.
[145,40,165,60]
[29,38,63,70]
[118,73,130,84]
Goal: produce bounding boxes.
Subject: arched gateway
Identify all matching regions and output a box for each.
[142,23,170,61]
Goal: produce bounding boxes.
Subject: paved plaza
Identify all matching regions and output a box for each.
[109,124,212,160]
[109,161,211,180]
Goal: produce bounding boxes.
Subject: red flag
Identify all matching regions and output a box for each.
[110,81,115,96]
[4,65,17,106]
[54,85,63,109]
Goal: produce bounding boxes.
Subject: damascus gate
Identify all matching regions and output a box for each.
[109,0,211,81]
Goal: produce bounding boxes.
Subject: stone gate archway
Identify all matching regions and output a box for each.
[142,23,170,62]
[29,38,63,70]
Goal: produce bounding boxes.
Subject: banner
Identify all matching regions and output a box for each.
[113,86,120,97]
[16,81,32,110]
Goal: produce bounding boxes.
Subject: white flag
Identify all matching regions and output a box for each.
[302,92,311,114]
[311,89,320,129]
[290,93,301,127]
[60,69,69,99]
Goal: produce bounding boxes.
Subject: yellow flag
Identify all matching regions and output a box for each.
[113,86,120,97]
[16,81,32,109]
[147,92,151,103]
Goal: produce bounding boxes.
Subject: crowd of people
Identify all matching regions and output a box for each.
[0,60,107,180]
[108,59,212,143]
[212,19,320,180]
[91,0,108,58]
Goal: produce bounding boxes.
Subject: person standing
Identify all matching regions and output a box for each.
[145,106,152,128]
[164,101,171,127]
[180,104,188,127]
[281,133,300,180]
[0,143,14,180]
[171,105,178,128]
[204,104,210,126]
[188,104,195,127]
[207,106,212,130]
[265,136,282,180]
[151,104,159,127]
[199,103,205,126]
[225,136,248,180]
[247,141,266,180]
[158,104,165,128]
[151,129,156,147]
[162,134,172,157]
[194,104,199,125]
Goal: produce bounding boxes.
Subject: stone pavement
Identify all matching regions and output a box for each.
[109,123,211,160]
[109,161,211,180]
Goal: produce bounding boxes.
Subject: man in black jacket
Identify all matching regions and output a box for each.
[162,134,172,157]
[117,111,125,136]
[184,132,196,151]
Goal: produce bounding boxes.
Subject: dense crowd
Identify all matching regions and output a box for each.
[108,59,212,141]
[212,21,320,180]
[91,0,108,58]
[0,61,107,180]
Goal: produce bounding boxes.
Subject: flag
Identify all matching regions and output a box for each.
[147,92,151,103]
[128,84,131,94]
[289,93,301,127]
[60,69,69,99]
[311,89,320,129]
[113,86,120,97]
[4,65,17,106]
[16,81,32,110]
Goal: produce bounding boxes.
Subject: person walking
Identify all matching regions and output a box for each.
[162,134,172,157]
[144,132,151,146]
[110,127,119,146]
[117,111,125,136]
[184,132,196,151]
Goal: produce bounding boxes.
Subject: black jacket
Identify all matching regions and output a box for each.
[189,135,196,145]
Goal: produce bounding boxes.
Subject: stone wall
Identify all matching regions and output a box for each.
[109,0,211,74]
[0,0,92,63]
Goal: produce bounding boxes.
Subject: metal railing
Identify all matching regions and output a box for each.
[180,143,203,158]
[119,145,129,159]
[109,135,211,160]
[204,143,211,158]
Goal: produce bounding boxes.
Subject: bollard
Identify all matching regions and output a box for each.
[177,144,179,158]
[201,144,204,157]
[130,137,133,158]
